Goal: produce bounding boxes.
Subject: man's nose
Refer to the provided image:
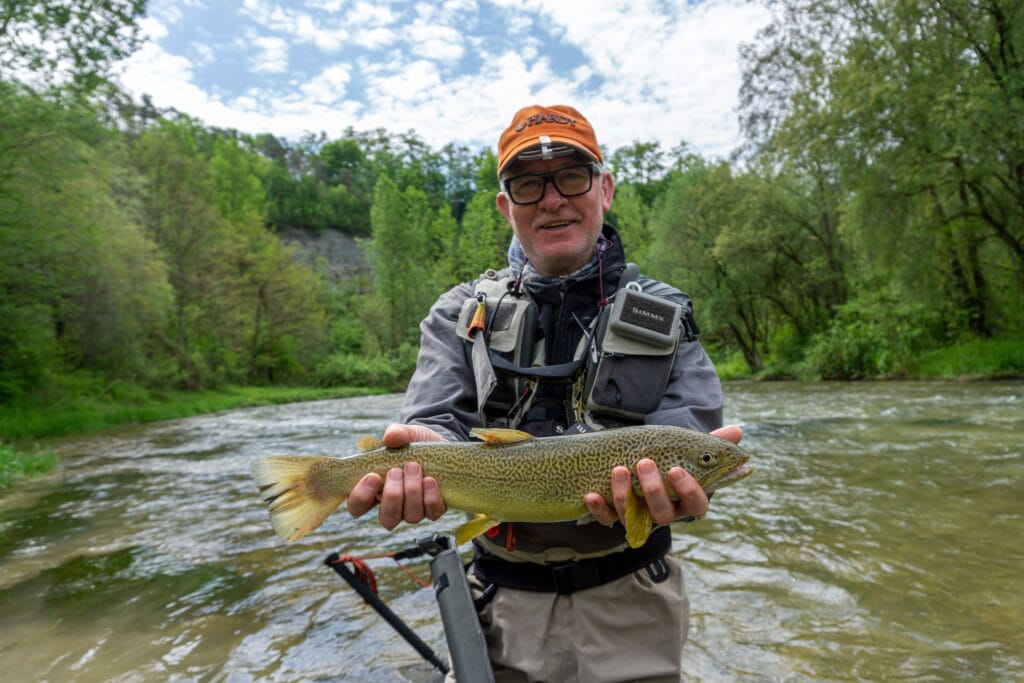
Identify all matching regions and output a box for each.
[536,178,566,209]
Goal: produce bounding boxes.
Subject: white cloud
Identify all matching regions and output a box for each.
[249,35,289,74]
[116,0,773,155]
[300,64,352,103]
[407,21,465,63]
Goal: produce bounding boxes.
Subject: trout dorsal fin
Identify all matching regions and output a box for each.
[470,428,534,445]
[356,436,384,451]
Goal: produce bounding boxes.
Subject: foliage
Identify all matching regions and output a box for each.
[2,0,1024,426]
[0,0,146,93]
[0,381,378,442]
[362,177,441,350]
[131,119,330,388]
[0,81,173,399]
[453,190,512,282]
[0,443,58,489]
[738,0,1024,351]
[314,345,419,392]
[909,337,1024,379]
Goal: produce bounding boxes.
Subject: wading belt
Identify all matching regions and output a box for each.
[472,526,671,595]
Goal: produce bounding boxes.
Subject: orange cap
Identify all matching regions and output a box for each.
[497,104,603,176]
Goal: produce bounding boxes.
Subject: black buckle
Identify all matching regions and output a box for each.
[551,561,602,595]
[644,557,670,584]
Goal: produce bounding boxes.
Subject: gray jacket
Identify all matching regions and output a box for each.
[399,226,724,560]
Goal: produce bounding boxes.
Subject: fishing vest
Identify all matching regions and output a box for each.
[453,264,694,433]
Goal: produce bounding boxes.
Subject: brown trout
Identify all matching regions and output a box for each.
[251,425,752,548]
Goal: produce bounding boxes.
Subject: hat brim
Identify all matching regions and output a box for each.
[499,139,599,175]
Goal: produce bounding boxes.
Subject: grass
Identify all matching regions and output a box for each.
[908,337,1024,379]
[0,442,59,489]
[0,384,384,442]
[0,383,386,489]
[711,336,1024,381]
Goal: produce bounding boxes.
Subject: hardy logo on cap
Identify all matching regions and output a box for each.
[514,112,577,133]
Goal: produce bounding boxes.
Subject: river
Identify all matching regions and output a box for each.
[0,381,1021,682]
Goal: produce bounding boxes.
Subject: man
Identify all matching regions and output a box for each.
[347,104,742,682]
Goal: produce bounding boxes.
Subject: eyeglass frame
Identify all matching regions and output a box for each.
[500,163,604,206]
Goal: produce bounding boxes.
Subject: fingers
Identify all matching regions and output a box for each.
[395,461,446,522]
[400,462,425,524]
[422,475,446,521]
[632,459,709,525]
[346,472,383,518]
[610,466,631,521]
[584,492,617,526]
[378,467,406,530]
[382,423,446,448]
[667,466,709,519]
[711,424,743,445]
[355,462,448,530]
[636,459,679,525]
[352,424,447,529]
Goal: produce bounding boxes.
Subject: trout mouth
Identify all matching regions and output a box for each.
[706,463,753,492]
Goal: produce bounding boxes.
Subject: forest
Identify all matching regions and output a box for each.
[2,0,1023,427]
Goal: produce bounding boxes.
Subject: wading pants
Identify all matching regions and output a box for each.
[447,553,688,683]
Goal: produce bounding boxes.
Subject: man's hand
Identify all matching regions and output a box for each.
[345,423,448,529]
[583,424,744,527]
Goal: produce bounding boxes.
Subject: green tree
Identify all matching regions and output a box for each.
[454,190,510,282]
[209,135,268,225]
[609,141,667,206]
[606,183,651,267]
[133,119,229,388]
[0,82,172,399]
[362,176,440,350]
[648,162,781,370]
[0,0,146,92]
[739,0,1024,343]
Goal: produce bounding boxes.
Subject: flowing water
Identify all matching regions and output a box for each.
[0,381,1021,682]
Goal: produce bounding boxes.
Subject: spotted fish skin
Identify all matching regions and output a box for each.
[251,424,752,546]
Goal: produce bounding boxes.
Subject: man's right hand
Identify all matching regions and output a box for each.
[345,423,448,529]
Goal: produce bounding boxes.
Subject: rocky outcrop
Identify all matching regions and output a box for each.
[280,228,370,282]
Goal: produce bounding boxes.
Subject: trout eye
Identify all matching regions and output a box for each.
[700,452,716,465]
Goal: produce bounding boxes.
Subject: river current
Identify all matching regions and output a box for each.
[0,381,1021,681]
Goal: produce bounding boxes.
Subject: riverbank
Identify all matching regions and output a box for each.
[2,333,1021,489]
[712,336,1024,382]
[0,384,383,488]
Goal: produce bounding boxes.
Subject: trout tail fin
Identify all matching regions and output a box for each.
[251,456,346,543]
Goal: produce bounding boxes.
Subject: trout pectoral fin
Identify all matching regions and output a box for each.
[470,428,534,444]
[455,513,501,545]
[624,488,653,549]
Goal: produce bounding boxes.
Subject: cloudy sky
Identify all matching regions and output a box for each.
[116,0,774,158]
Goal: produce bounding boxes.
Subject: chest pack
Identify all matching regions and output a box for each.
[454,266,686,428]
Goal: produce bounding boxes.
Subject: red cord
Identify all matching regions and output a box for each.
[331,552,433,590]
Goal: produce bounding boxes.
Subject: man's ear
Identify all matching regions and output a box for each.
[496,191,514,225]
[600,172,615,212]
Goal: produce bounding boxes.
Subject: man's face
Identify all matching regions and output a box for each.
[496,155,615,276]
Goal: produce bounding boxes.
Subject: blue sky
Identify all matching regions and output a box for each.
[116,0,773,158]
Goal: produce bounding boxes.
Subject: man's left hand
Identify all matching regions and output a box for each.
[583,424,743,526]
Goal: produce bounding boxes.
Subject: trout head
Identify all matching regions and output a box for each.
[642,430,753,493]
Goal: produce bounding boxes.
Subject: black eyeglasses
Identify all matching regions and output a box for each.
[501,164,600,205]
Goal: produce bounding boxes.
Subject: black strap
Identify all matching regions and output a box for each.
[472,526,671,595]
